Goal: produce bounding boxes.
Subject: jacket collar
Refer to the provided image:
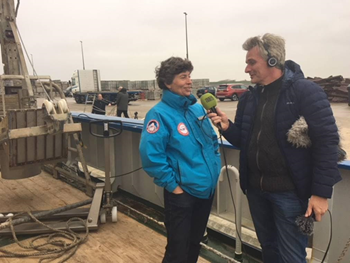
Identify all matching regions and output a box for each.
[162,89,197,110]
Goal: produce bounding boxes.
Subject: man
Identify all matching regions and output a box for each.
[208,33,341,263]
[91,93,110,115]
[139,57,221,263]
[116,87,129,118]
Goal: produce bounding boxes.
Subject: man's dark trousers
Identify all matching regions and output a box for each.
[162,189,213,263]
[247,188,308,263]
[117,109,129,118]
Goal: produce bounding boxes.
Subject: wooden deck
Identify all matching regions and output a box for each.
[0,171,209,263]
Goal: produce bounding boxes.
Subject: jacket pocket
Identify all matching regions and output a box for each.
[170,158,181,185]
[177,162,182,185]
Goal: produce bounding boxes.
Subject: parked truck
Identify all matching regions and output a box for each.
[71,70,140,104]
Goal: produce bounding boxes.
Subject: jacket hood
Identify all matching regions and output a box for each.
[162,89,197,110]
[283,60,305,85]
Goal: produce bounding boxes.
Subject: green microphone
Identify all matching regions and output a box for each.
[200,93,221,129]
[200,93,218,114]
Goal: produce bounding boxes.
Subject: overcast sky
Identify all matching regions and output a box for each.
[2,0,349,82]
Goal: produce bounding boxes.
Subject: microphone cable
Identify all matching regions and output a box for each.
[198,115,217,140]
[93,167,143,179]
[199,115,249,262]
[321,209,332,263]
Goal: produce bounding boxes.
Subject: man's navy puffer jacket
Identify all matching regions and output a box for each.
[223,60,342,200]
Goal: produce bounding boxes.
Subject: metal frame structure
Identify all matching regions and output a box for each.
[0,0,105,234]
[0,0,93,194]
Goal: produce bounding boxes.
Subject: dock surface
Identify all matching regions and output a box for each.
[0,172,209,263]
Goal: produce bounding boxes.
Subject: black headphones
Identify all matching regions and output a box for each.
[262,42,278,67]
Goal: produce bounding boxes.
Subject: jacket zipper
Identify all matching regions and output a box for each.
[177,162,182,185]
[184,107,214,195]
[244,89,258,194]
[256,87,267,191]
[274,85,296,186]
[178,107,190,186]
[177,104,189,187]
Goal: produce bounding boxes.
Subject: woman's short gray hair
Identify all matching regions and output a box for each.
[242,33,286,69]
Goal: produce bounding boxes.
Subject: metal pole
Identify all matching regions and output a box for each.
[218,165,243,259]
[184,12,189,59]
[80,41,85,70]
[0,199,92,231]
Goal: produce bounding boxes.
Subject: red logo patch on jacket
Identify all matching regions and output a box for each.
[177,123,189,136]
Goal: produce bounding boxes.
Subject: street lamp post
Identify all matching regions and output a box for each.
[80,41,86,70]
[184,12,189,59]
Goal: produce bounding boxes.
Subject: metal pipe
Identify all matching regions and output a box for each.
[219,165,242,258]
[0,75,25,80]
[29,75,51,80]
[0,199,92,230]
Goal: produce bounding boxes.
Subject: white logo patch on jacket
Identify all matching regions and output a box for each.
[177,123,189,136]
[146,120,160,133]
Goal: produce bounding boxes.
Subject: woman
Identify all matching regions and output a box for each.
[139,57,221,263]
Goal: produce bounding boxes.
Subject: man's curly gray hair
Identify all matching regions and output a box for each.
[242,33,286,70]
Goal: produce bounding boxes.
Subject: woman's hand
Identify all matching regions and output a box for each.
[207,107,230,131]
[172,186,184,194]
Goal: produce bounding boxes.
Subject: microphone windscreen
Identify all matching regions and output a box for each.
[295,214,315,236]
[200,93,217,111]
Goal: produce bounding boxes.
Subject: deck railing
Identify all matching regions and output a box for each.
[72,112,350,263]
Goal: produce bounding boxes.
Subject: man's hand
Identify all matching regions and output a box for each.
[108,103,111,106]
[172,186,184,194]
[207,107,230,131]
[305,195,328,222]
